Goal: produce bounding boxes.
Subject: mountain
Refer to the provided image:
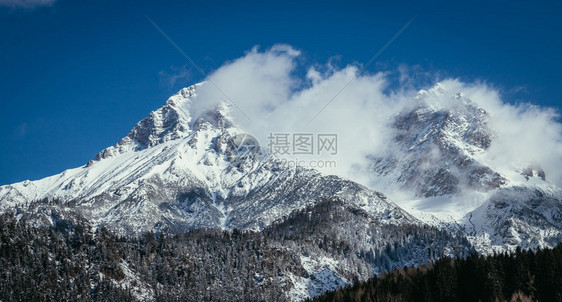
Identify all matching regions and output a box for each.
[368,83,562,254]
[465,181,562,253]
[0,82,561,300]
[0,84,414,235]
[370,84,505,198]
[0,83,475,301]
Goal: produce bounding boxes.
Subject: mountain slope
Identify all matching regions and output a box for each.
[465,179,562,253]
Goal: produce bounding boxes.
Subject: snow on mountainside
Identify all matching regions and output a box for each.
[1,81,561,299]
[465,176,562,254]
[1,81,561,255]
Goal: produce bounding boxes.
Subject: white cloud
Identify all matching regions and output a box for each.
[15,122,27,137]
[0,0,55,9]
[427,79,562,186]
[190,44,562,190]
[159,65,192,89]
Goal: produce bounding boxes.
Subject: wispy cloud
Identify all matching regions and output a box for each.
[159,65,192,89]
[307,17,415,125]
[15,123,27,137]
[0,0,55,9]
[192,44,562,190]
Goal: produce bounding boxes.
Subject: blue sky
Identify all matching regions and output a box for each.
[0,0,561,185]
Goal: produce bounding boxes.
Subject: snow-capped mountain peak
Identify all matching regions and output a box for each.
[92,84,232,162]
[0,83,413,236]
[1,82,562,300]
[372,86,505,198]
[368,83,562,254]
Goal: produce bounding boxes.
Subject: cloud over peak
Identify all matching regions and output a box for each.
[189,44,562,191]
